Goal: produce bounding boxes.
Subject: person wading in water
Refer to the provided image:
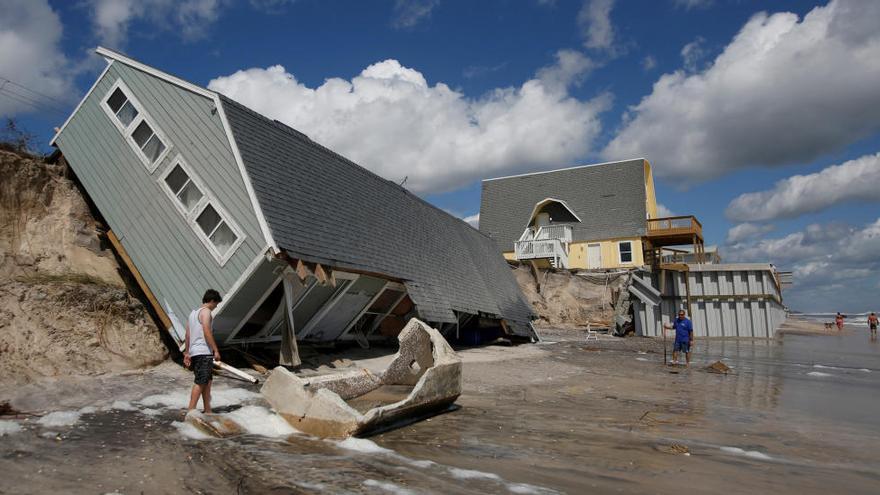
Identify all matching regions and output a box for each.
[835,312,846,332]
[664,309,694,367]
[184,289,222,413]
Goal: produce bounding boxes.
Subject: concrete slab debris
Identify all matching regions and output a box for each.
[262,318,462,438]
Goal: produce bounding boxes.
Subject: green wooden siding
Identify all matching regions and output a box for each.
[55,61,265,330]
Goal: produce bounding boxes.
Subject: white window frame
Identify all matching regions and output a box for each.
[158,155,246,267]
[100,79,171,173]
[618,241,634,265]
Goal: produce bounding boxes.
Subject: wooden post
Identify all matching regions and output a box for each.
[106,230,172,330]
[314,263,334,287]
[280,278,302,367]
[295,259,313,282]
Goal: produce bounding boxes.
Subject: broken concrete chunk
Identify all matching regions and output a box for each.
[262,318,462,438]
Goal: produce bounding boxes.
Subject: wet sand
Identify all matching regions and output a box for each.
[2,319,879,494]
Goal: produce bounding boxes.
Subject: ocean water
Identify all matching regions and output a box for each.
[798,312,872,326]
[2,329,880,494]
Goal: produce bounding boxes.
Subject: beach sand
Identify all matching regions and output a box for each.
[2,317,879,494]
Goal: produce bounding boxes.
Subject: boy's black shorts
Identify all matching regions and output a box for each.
[191,355,214,385]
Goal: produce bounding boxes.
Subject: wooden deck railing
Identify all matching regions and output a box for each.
[646,215,703,239]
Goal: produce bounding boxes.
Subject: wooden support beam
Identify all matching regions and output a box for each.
[314,263,335,287]
[295,259,313,282]
[500,319,512,336]
[106,230,172,330]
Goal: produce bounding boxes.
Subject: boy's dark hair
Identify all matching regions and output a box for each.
[202,289,222,304]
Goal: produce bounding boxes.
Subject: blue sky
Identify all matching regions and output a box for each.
[2,0,879,312]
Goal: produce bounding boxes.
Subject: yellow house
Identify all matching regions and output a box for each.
[479,158,702,270]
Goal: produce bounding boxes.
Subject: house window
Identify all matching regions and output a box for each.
[105,87,138,127]
[159,156,244,266]
[619,241,633,264]
[101,80,170,171]
[163,162,203,213]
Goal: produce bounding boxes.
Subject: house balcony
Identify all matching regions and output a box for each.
[646,215,703,247]
[514,225,572,269]
[645,215,706,266]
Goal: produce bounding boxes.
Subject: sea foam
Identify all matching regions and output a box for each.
[224,405,298,438]
[806,371,832,377]
[720,446,773,460]
[0,420,23,436]
[38,410,83,427]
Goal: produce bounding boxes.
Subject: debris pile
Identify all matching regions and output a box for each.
[262,318,461,438]
[705,361,733,374]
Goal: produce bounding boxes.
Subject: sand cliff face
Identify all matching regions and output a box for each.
[0,149,167,384]
[512,264,628,328]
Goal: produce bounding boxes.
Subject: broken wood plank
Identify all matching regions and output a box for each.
[214,360,258,383]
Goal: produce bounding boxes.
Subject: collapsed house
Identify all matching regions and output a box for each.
[50,47,536,365]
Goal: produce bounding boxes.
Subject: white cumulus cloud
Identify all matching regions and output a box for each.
[391,0,440,28]
[88,0,224,48]
[725,218,880,311]
[462,213,480,228]
[656,202,675,217]
[578,0,616,52]
[725,222,775,243]
[604,0,880,184]
[673,0,714,10]
[726,152,880,222]
[208,50,610,194]
[0,0,73,116]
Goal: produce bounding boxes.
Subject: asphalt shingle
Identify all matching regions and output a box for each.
[479,160,649,251]
[220,96,535,335]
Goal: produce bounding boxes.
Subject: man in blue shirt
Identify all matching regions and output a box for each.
[664,309,694,367]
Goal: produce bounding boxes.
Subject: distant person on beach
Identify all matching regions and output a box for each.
[184,289,222,414]
[869,312,878,338]
[664,309,694,367]
[835,312,846,331]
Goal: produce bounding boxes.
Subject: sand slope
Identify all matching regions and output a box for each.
[0,149,167,384]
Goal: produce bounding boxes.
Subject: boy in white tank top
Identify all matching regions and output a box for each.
[184,289,222,413]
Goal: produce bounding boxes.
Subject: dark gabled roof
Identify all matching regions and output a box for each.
[220,96,535,335]
[479,159,649,251]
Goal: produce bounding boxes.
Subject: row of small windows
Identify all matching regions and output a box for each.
[102,79,243,265]
[104,84,167,169]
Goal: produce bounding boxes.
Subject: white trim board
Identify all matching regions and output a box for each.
[525,197,583,227]
[215,96,279,253]
[95,47,215,99]
[50,60,115,146]
[482,157,648,182]
[213,246,273,317]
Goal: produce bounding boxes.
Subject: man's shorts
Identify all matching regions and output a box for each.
[871,324,878,331]
[191,355,214,385]
[674,340,690,353]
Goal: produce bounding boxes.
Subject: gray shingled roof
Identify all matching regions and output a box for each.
[220,96,535,336]
[479,159,649,251]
